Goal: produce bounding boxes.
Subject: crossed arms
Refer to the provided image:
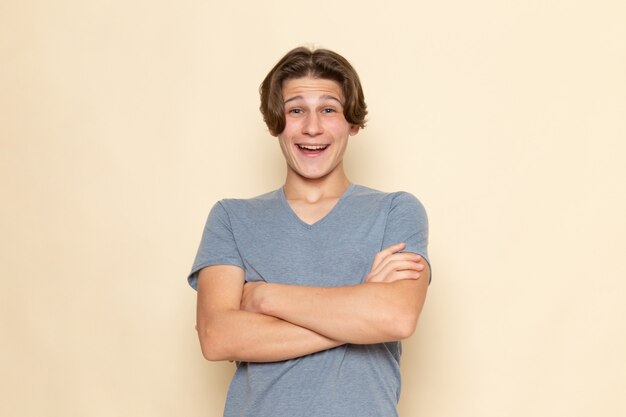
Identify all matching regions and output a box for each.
[196,243,430,363]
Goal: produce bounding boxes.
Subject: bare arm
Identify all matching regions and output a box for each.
[241,243,430,344]
[196,265,342,363]
[197,244,427,361]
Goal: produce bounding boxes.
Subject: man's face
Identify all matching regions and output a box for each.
[277,76,360,181]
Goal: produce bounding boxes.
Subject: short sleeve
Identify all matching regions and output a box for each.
[187,201,244,290]
[381,192,431,281]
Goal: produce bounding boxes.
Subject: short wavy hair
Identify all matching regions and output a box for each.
[260,47,368,135]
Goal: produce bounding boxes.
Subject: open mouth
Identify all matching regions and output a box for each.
[296,144,329,154]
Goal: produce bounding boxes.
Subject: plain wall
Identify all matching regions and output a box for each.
[1,1,625,416]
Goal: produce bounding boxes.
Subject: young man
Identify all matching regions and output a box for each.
[188,46,430,417]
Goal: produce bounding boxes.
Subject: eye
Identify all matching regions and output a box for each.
[322,107,337,114]
[288,108,303,115]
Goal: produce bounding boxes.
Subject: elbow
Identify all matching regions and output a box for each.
[387,313,418,340]
[380,299,422,340]
[197,323,233,362]
[383,280,427,340]
[200,343,228,362]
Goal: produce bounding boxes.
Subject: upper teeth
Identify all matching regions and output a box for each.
[299,145,327,150]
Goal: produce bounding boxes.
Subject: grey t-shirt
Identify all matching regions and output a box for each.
[189,184,429,417]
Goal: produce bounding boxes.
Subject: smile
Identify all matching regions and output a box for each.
[297,144,329,151]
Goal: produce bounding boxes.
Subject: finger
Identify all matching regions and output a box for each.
[367,260,420,283]
[381,270,422,283]
[370,243,406,271]
[370,243,407,271]
[371,252,422,276]
[378,260,423,279]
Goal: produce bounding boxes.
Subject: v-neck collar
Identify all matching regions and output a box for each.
[279,183,356,229]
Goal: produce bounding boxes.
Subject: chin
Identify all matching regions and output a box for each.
[300,173,326,180]
[289,162,341,181]
[294,170,329,180]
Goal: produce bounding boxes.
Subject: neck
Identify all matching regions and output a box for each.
[283,167,350,204]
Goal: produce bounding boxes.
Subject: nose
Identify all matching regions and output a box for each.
[302,112,323,136]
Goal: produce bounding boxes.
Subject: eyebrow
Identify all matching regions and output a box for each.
[283,95,343,105]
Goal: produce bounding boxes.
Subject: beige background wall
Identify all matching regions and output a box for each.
[2,1,625,416]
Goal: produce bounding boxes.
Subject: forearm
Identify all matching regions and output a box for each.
[197,308,342,363]
[196,265,342,363]
[253,279,428,344]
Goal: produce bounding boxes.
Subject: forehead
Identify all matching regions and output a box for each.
[282,77,343,101]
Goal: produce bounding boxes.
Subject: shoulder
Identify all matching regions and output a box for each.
[214,188,283,214]
[350,184,426,213]
[389,191,427,214]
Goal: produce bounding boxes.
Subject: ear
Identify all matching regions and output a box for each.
[349,125,360,136]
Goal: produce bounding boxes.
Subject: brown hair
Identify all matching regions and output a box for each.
[260,46,368,135]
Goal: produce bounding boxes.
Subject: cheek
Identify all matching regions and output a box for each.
[282,118,301,133]
[278,139,291,155]
[327,119,353,134]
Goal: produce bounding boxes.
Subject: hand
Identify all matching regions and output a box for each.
[240,281,268,313]
[365,243,425,283]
